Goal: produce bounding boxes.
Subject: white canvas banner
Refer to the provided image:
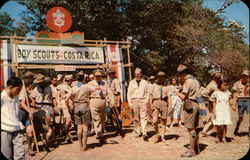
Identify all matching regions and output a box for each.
[15,45,104,64]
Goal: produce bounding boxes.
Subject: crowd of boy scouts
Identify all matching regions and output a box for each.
[1,64,249,159]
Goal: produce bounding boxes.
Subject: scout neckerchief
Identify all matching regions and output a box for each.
[109,78,114,88]
[157,82,164,99]
[186,75,195,80]
[76,81,83,88]
[98,80,105,99]
[136,79,141,86]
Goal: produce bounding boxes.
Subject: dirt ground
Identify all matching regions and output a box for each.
[26,108,249,160]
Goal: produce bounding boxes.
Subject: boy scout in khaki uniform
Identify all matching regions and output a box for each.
[31,74,56,150]
[147,76,155,123]
[127,68,150,141]
[232,69,249,136]
[19,72,36,156]
[107,68,123,135]
[201,69,222,136]
[57,74,74,143]
[175,64,201,157]
[150,71,172,144]
[65,72,92,151]
[88,70,114,143]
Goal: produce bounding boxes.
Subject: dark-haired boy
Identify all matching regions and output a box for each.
[1,76,25,160]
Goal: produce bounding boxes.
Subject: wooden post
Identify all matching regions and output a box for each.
[126,42,132,81]
[21,80,40,153]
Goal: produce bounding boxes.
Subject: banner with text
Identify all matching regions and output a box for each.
[15,45,104,64]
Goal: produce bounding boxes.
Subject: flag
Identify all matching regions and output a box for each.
[0,39,12,90]
[106,45,127,102]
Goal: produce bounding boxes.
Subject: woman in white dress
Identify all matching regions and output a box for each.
[211,81,232,143]
[168,76,184,128]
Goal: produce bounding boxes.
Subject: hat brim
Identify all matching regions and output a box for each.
[241,73,249,76]
[156,75,166,77]
[33,79,45,84]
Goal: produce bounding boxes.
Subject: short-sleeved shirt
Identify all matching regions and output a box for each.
[108,78,121,95]
[1,90,24,132]
[232,80,249,98]
[19,87,33,103]
[201,80,218,101]
[30,86,55,104]
[59,83,72,99]
[150,83,170,99]
[67,84,92,103]
[88,80,114,105]
[182,75,201,100]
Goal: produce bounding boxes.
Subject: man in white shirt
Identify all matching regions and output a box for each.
[1,76,24,160]
[127,68,150,141]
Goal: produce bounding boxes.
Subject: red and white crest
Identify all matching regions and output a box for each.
[46,7,72,33]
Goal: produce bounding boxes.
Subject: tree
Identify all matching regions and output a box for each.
[0,12,29,36]
[16,0,248,82]
[0,12,14,36]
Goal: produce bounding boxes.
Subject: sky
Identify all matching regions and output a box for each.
[0,0,249,42]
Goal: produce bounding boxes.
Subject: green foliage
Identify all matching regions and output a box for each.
[0,12,14,36]
[15,0,249,82]
[0,12,29,36]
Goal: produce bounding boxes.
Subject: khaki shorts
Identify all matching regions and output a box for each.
[74,102,91,125]
[152,99,168,123]
[183,99,199,129]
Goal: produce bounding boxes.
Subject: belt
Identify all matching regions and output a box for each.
[131,98,146,100]
[91,97,105,100]
[75,101,88,103]
[187,99,198,103]
[238,98,249,101]
[35,102,52,105]
[153,98,166,101]
[238,97,249,99]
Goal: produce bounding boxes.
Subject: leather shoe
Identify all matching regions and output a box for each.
[154,136,161,143]
[180,151,196,157]
[143,134,148,141]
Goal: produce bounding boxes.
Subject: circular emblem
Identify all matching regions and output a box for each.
[46,7,72,33]
[111,54,117,60]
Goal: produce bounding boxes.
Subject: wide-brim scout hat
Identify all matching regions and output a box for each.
[177,64,188,73]
[34,74,45,84]
[148,75,155,80]
[241,69,249,76]
[23,71,35,79]
[65,74,73,81]
[107,68,115,74]
[93,70,103,76]
[77,71,84,76]
[156,71,166,77]
[208,69,221,77]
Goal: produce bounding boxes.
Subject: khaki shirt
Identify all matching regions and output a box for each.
[127,79,150,105]
[19,87,32,102]
[88,80,115,105]
[182,75,201,100]
[232,80,249,98]
[150,83,170,99]
[108,78,121,95]
[59,83,72,99]
[201,80,218,101]
[67,84,92,102]
[30,86,55,104]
